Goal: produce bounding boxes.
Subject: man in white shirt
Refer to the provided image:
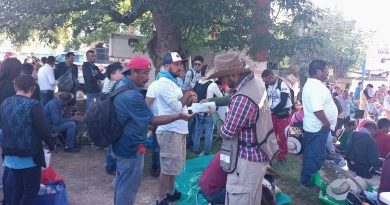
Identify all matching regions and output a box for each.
[37,56,57,106]
[155,52,197,205]
[192,65,223,155]
[301,60,338,187]
[262,69,293,162]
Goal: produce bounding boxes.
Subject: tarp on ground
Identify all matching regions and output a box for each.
[176,155,292,205]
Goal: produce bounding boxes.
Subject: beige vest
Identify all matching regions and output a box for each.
[232,75,279,161]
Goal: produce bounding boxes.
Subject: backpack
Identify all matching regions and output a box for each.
[266,78,295,107]
[57,69,74,92]
[85,84,134,148]
[193,80,212,101]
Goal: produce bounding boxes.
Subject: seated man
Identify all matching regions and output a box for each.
[345,121,383,178]
[44,92,81,153]
[379,154,390,205]
[374,118,390,158]
[199,151,279,205]
[199,151,227,204]
[337,120,357,153]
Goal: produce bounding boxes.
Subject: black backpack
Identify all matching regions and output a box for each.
[85,84,134,148]
[193,80,212,101]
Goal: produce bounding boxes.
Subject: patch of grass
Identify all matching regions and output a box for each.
[272,155,321,205]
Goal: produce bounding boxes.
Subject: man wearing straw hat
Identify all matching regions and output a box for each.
[207,51,276,205]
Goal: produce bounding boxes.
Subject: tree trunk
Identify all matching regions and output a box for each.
[251,0,270,62]
[147,0,186,74]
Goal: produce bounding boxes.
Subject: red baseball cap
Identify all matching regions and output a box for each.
[122,56,151,73]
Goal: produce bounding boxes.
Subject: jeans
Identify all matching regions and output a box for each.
[187,118,196,146]
[58,120,78,149]
[152,133,160,170]
[326,131,337,159]
[192,114,214,155]
[204,188,226,204]
[3,167,14,205]
[300,128,329,186]
[114,153,144,205]
[12,166,41,205]
[86,92,98,109]
[106,146,117,173]
[40,90,54,107]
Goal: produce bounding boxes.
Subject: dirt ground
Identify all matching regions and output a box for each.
[51,145,159,205]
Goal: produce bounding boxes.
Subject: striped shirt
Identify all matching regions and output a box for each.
[220,73,267,162]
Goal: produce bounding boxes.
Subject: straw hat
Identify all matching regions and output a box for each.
[285,74,298,86]
[287,136,302,155]
[206,51,251,79]
[351,176,368,193]
[326,179,358,201]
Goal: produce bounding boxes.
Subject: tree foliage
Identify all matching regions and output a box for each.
[0,0,321,66]
[285,9,368,78]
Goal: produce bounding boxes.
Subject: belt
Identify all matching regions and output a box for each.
[238,141,259,147]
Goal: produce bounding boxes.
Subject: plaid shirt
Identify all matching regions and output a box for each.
[220,73,267,162]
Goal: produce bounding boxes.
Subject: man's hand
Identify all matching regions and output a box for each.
[72,115,84,123]
[322,121,330,130]
[179,112,196,121]
[181,91,197,106]
[199,99,208,104]
[207,106,216,115]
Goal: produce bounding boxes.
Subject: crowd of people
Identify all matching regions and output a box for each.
[0,49,389,205]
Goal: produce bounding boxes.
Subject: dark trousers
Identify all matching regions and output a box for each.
[12,166,41,205]
[106,146,116,173]
[40,90,54,107]
[187,118,196,146]
[2,167,14,205]
[300,128,329,186]
[204,188,226,204]
[335,117,351,133]
[151,133,160,170]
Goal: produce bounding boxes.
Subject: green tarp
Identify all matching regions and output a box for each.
[176,155,291,205]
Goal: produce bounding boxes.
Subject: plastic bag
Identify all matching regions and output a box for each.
[41,166,64,184]
[34,181,69,205]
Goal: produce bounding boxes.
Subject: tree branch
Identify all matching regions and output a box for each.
[106,0,151,25]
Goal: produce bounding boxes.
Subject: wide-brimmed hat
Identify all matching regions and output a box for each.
[206,51,251,79]
[285,74,298,86]
[326,179,358,201]
[351,176,368,193]
[287,136,302,155]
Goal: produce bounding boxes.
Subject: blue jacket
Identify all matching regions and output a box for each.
[43,98,72,131]
[112,77,154,158]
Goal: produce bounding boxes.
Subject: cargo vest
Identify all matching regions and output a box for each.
[232,74,279,161]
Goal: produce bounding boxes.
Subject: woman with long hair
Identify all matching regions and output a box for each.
[0,74,55,205]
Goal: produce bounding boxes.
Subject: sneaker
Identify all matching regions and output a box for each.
[64,147,80,153]
[156,199,169,205]
[166,190,181,202]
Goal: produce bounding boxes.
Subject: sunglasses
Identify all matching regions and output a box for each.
[194,63,202,66]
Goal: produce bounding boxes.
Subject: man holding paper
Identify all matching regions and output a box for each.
[192,65,223,155]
